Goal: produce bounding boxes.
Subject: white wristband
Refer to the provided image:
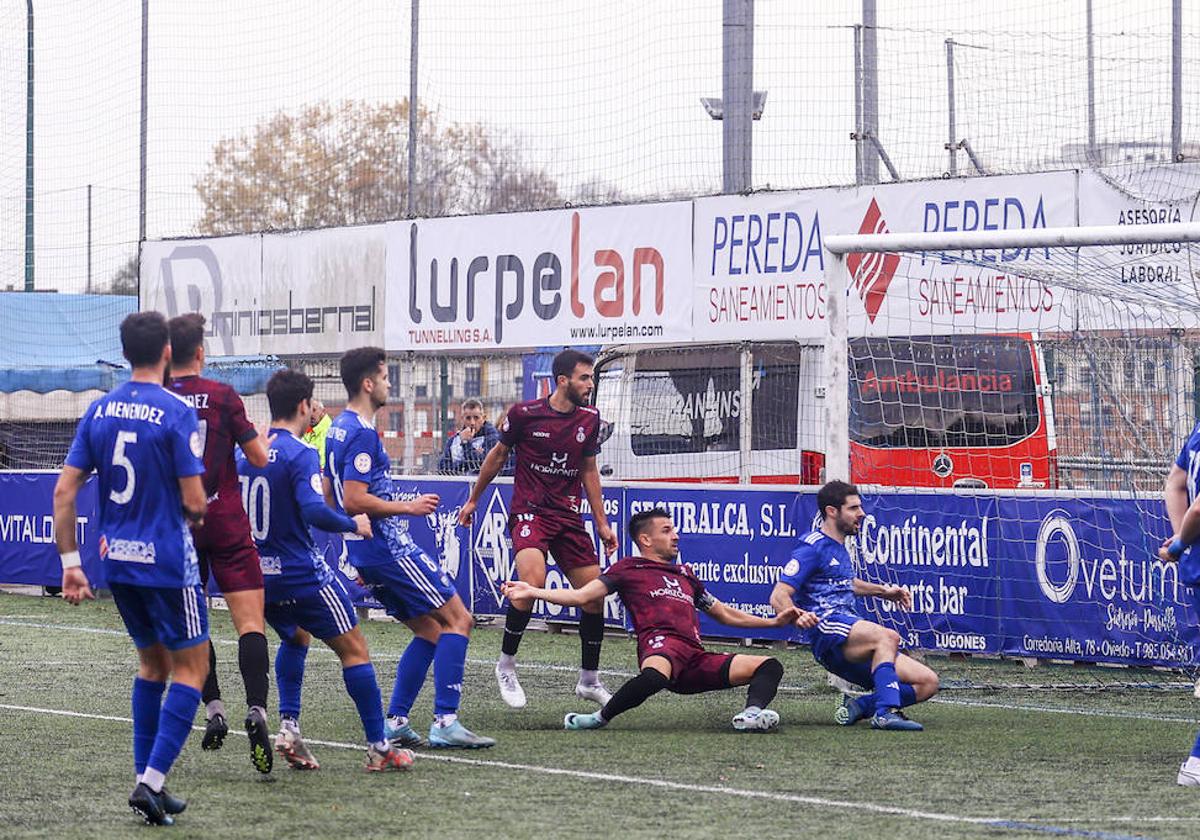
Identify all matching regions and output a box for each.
[59,550,82,570]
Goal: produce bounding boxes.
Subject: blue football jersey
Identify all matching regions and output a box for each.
[64,380,204,588]
[325,409,419,567]
[780,530,859,620]
[237,429,357,599]
[1173,422,1200,584]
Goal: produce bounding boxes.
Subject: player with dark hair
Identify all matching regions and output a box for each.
[167,313,274,773]
[326,347,494,748]
[237,368,414,771]
[503,508,797,730]
[459,348,617,709]
[54,311,209,825]
[770,480,940,732]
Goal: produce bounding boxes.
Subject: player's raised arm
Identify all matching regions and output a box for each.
[502,577,608,608]
[53,465,95,604]
[240,433,269,469]
[458,440,511,526]
[342,479,438,518]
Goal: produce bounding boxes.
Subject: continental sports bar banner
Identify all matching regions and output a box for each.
[383,201,693,350]
[694,171,1079,341]
[140,224,386,357]
[5,471,1197,669]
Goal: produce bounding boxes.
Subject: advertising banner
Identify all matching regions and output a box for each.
[139,225,386,357]
[849,492,1003,654]
[0,472,103,587]
[995,496,1200,668]
[625,485,801,641]
[385,201,693,350]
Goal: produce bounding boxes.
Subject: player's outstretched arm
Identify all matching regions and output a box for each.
[53,466,94,605]
[342,480,438,519]
[1165,464,1189,535]
[458,441,511,526]
[769,581,819,628]
[704,598,803,629]
[852,578,912,610]
[502,578,608,608]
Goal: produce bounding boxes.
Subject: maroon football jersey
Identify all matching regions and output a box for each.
[600,556,711,655]
[168,375,257,523]
[500,397,601,517]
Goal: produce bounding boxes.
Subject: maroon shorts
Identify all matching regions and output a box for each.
[193,516,263,594]
[640,636,734,695]
[509,511,599,571]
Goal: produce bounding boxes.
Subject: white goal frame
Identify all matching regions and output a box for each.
[818,221,1200,483]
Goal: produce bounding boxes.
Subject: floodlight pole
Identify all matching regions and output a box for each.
[1085,0,1097,164]
[139,0,148,244]
[1172,0,1183,161]
[24,0,33,291]
[407,0,419,216]
[861,0,880,184]
[722,0,753,193]
[946,39,957,177]
[822,252,851,483]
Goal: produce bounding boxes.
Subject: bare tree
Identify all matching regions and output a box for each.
[195,100,561,235]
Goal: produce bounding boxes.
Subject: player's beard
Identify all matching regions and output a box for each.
[567,383,591,407]
[837,516,861,537]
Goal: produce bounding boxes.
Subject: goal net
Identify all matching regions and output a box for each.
[819,211,1200,694]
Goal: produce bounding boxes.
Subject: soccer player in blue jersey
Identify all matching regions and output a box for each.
[1159,421,1200,785]
[237,368,415,772]
[325,347,494,749]
[770,480,940,731]
[54,311,210,825]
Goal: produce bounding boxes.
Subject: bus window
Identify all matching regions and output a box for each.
[849,335,1040,450]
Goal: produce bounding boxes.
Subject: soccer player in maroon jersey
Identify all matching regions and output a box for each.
[502,508,801,731]
[167,314,274,773]
[459,349,618,708]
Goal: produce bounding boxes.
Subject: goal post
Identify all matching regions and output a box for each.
[817,220,1200,683]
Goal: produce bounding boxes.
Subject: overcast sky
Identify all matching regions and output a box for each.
[0,0,1194,296]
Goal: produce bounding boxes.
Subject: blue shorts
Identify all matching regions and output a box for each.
[356,546,456,622]
[265,579,358,643]
[808,612,874,689]
[110,583,208,651]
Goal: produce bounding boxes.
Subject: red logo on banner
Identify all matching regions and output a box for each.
[846,198,901,323]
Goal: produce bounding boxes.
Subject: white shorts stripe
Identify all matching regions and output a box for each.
[182,587,198,639]
[319,585,353,635]
[397,554,447,608]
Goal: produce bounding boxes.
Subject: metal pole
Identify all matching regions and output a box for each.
[86,184,92,294]
[1172,0,1183,161]
[722,0,754,193]
[407,0,419,217]
[139,0,148,243]
[946,39,957,177]
[822,253,851,481]
[861,0,880,184]
[24,0,33,291]
[1085,0,1096,164]
[853,25,864,185]
[439,356,450,446]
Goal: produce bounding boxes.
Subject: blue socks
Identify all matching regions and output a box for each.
[343,663,386,745]
[145,683,201,781]
[131,677,165,775]
[275,640,309,721]
[433,633,469,716]
[871,662,902,712]
[899,681,917,708]
[1190,730,1200,759]
[389,637,436,719]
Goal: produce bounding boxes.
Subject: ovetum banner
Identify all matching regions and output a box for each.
[4,471,1197,668]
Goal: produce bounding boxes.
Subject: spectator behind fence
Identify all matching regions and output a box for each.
[302,398,332,470]
[437,398,501,475]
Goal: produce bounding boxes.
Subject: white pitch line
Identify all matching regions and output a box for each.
[0,701,1149,839]
[2,617,1197,727]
